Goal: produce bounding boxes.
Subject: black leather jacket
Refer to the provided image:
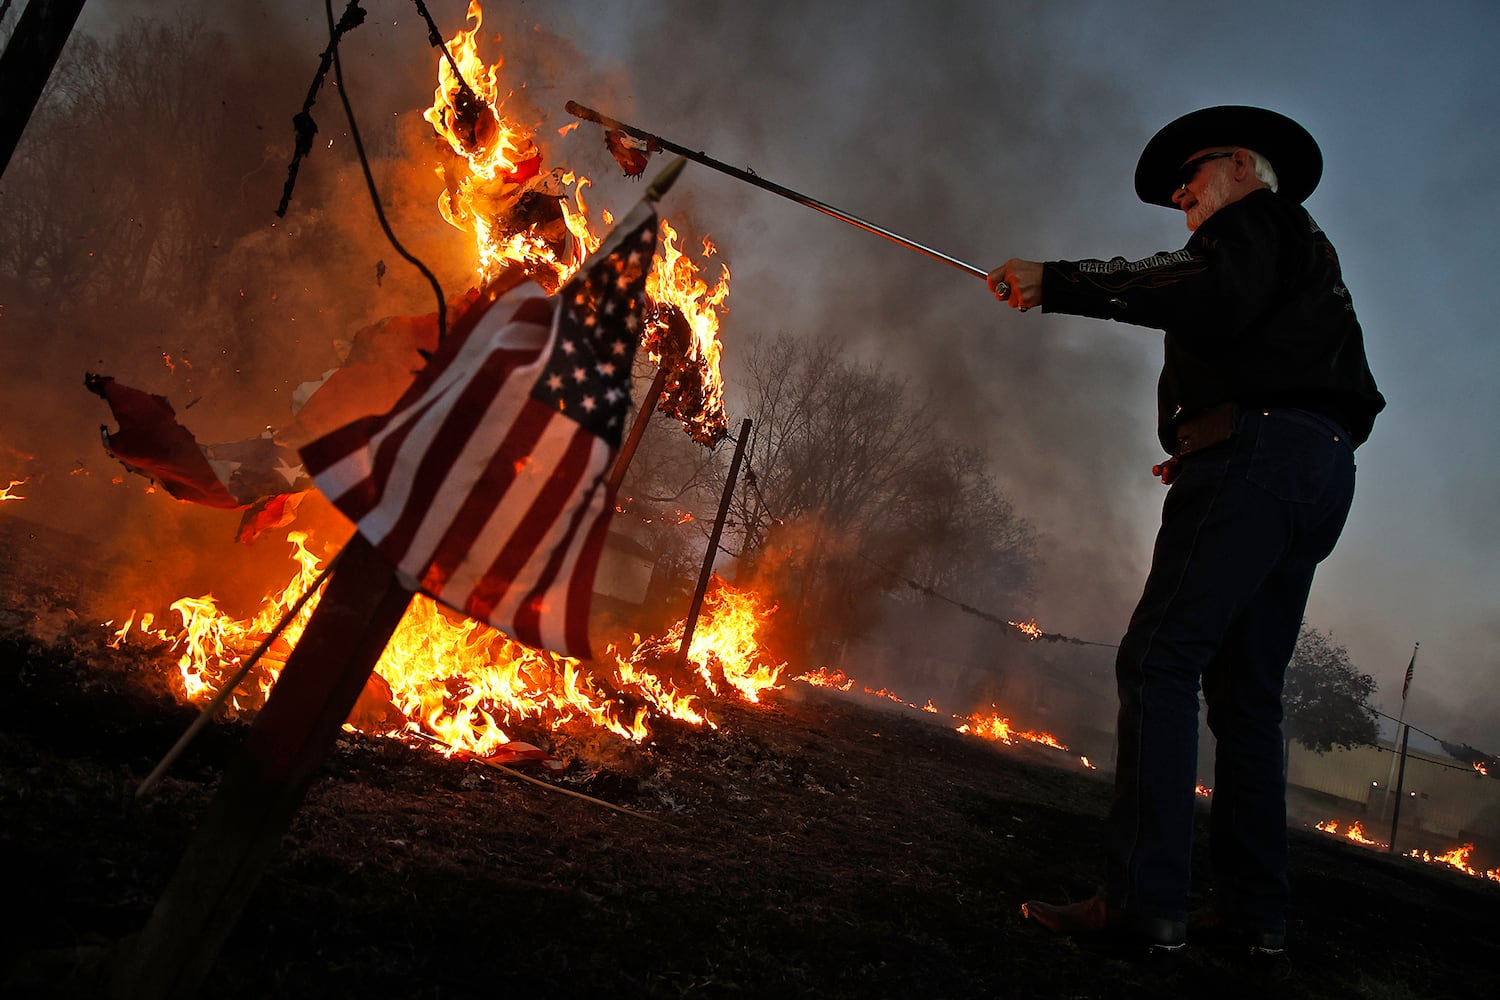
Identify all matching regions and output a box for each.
[1040,188,1385,452]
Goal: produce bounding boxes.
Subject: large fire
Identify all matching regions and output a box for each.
[111,535,786,754]
[104,0,753,756]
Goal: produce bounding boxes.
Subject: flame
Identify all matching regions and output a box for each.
[796,667,855,692]
[422,0,589,286]
[109,540,790,755]
[642,221,730,443]
[112,532,327,711]
[636,576,787,704]
[1009,618,1043,640]
[958,709,1068,751]
[1195,784,1213,798]
[1314,818,1384,847]
[1405,844,1500,883]
[1316,818,1500,883]
[1,478,25,501]
[420,1,730,445]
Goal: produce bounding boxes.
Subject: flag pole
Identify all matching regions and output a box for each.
[565,101,990,282]
[1380,642,1418,819]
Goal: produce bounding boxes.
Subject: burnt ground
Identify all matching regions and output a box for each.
[1,516,1497,999]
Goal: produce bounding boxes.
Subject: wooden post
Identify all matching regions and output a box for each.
[0,0,89,178]
[109,533,413,999]
[676,417,751,669]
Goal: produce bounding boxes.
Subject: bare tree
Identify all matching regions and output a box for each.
[727,331,1036,649]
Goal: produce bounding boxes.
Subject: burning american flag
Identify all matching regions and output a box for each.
[300,200,658,659]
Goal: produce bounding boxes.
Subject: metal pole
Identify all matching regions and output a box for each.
[1387,723,1412,855]
[566,101,989,281]
[676,417,751,670]
[1381,642,1417,818]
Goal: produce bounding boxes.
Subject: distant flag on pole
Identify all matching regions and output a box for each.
[300,199,658,659]
[1401,644,1418,701]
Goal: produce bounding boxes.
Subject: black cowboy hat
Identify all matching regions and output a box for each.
[1134,105,1323,207]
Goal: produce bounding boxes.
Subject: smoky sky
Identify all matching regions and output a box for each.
[15,0,1500,749]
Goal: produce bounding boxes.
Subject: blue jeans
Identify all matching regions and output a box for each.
[1105,408,1356,931]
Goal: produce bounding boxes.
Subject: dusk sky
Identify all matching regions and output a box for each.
[53,1,1498,750]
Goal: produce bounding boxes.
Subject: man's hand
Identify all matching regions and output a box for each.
[987,258,1044,310]
[1151,456,1182,485]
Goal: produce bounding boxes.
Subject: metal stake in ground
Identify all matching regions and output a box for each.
[565,101,995,285]
[677,417,752,671]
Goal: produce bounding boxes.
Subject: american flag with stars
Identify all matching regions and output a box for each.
[300,201,658,658]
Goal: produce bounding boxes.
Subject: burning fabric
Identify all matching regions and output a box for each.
[83,297,473,543]
[86,374,313,542]
[300,200,660,659]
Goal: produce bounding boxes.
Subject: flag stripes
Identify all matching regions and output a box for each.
[301,204,658,658]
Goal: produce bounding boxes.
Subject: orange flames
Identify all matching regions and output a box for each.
[108,536,786,755]
[1314,819,1384,846]
[642,221,730,443]
[795,666,1075,761]
[1,478,25,501]
[108,3,750,762]
[422,0,592,286]
[1314,819,1500,884]
[1405,843,1500,883]
[423,1,728,444]
[1009,618,1043,640]
[958,710,1068,751]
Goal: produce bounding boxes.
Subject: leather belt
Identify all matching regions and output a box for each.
[1172,403,1238,457]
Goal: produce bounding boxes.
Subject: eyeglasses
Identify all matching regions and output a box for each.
[1176,151,1235,189]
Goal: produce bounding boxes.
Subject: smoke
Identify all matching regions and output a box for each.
[0,2,1175,713]
[559,1,1173,641]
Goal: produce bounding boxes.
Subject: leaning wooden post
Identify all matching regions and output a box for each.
[109,533,414,999]
[676,417,751,669]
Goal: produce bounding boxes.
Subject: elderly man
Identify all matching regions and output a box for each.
[988,106,1385,957]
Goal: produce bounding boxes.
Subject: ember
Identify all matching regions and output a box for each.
[1009,617,1044,640]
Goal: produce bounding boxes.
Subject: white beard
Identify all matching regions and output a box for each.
[1185,172,1235,231]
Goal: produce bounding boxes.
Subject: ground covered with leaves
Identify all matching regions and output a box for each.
[2,518,1495,999]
